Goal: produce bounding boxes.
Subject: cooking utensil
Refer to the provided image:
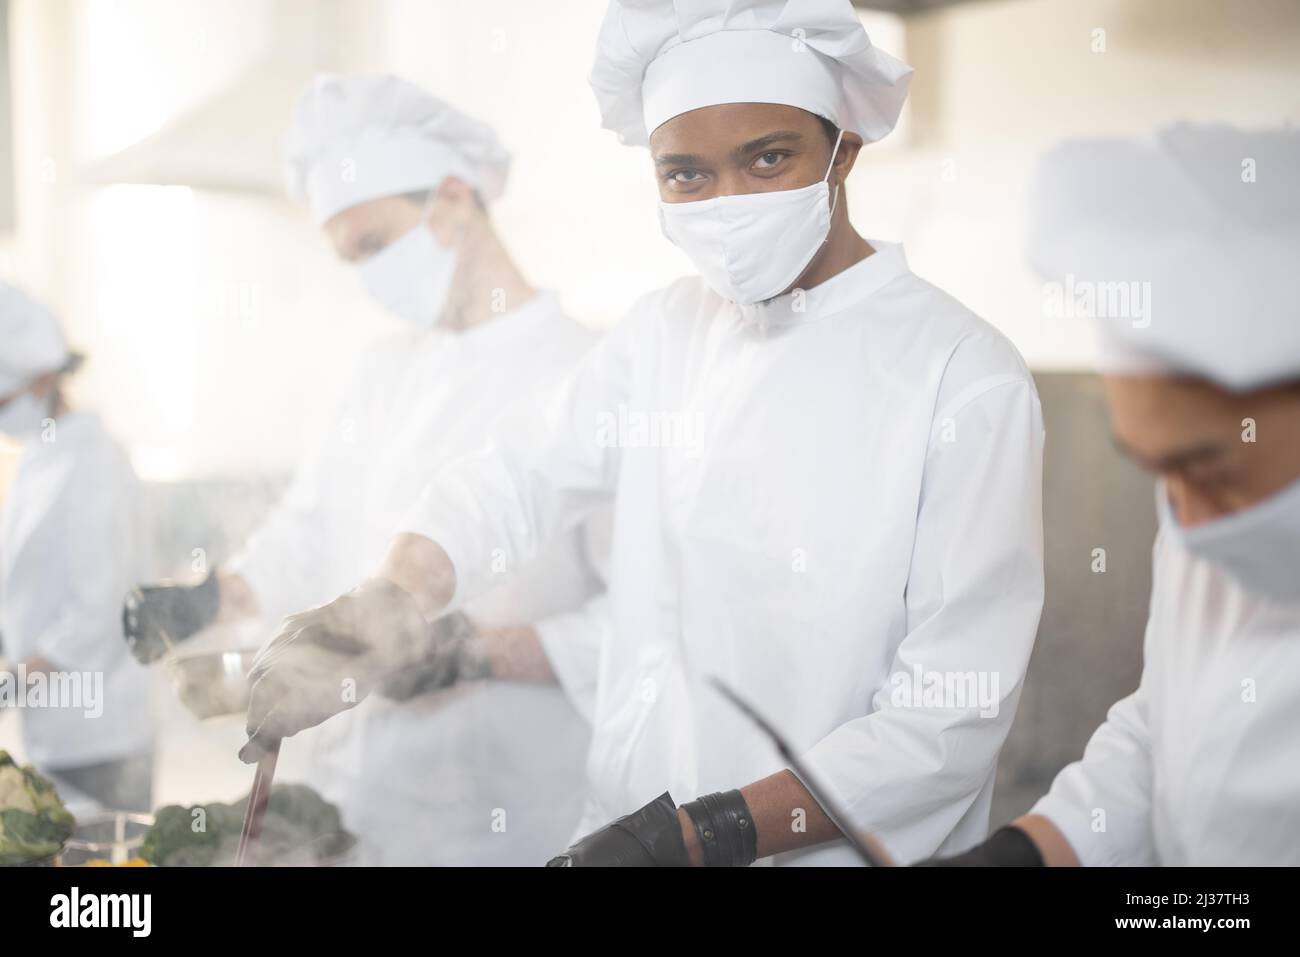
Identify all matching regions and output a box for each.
[165,647,259,719]
[708,676,890,866]
[235,738,280,867]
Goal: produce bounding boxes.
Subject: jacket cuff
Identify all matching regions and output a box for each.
[533,609,606,724]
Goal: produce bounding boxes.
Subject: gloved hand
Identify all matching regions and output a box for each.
[912,826,1044,867]
[121,572,221,663]
[239,577,431,763]
[375,611,488,701]
[546,792,689,866]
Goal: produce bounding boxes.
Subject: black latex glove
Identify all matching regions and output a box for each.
[121,571,221,663]
[375,611,486,701]
[913,826,1044,867]
[239,577,431,763]
[546,792,689,866]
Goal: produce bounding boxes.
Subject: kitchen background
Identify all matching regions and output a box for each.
[1,0,1297,828]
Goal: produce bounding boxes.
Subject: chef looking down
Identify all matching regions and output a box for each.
[121,75,611,865]
[921,125,1300,867]
[239,0,1047,866]
[1,284,154,812]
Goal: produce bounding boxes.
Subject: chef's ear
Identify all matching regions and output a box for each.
[831,130,864,182]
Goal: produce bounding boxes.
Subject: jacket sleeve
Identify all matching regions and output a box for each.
[533,590,611,725]
[531,506,612,723]
[1029,552,1163,868]
[1028,682,1157,866]
[397,307,644,609]
[798,360,1046,862]
[224,385,355,622]
[32,449,144,675]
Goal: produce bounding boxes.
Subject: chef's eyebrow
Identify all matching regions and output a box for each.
[655,151,707,168]
[732,130,805,160]
[1111,433,1225,472]
[653,131,806,168]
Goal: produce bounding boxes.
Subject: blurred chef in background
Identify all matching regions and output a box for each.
[122,75,610,864]
[921,125,1300,866]
[0,283,155,811]
[239,0,1047,867]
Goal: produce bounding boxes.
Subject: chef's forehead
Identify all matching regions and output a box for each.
[648,103,833,156]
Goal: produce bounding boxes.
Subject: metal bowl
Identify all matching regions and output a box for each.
[165,647,258,719]
[60,811,155,866]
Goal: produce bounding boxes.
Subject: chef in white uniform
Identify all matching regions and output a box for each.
[241,1,1046,867]
[917,125,1300,867]
[123,76,609,864]
[0,283,154,811]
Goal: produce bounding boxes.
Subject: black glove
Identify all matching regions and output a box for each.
[913,826,1044,867]
[122,571,221,663]
[546,792,689,866]
[239,578,432,763]
[375,612,486,701]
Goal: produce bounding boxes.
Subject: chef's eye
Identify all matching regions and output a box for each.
[666,169,705,186]
[356,234,387,260]
[753,151,788,170]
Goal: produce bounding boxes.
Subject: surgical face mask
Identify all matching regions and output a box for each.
[0,389,51,440]
[659,129,843,306]
[1157,476,1300,603]
[358,220,458,329]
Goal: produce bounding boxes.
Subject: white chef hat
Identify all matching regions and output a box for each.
[1028,124,1300,393]
[0,282,70,396]
[285,74,512,225]
[589,0,912,147]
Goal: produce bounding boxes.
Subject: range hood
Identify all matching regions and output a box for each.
[79,0,348,195]
[78,0,997,195]
[80,60,317,195]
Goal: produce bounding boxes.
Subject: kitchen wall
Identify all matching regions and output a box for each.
[897,0,1300,370]
[3,0,1297,485]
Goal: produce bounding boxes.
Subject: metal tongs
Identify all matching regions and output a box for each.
[235,738,281,867]
[709,677,891,867]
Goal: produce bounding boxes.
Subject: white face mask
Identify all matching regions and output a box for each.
[0,390,51,440]
[1157,476,1300,603]
[358,221,458,329]
[659,129,843,306]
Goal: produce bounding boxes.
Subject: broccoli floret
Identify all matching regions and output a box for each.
[141,784,353,866]
[0,752,76,865]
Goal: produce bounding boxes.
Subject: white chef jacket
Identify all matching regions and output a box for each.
[1032,524,1300,865]
[227,292,609,865]
[0,413,154,768]
[401,242,1046,865]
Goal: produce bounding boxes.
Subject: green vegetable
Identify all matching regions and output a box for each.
[0,750,77,866]
[140,782,354,867]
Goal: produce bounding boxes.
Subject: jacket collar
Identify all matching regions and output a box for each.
[733,241,910,328]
